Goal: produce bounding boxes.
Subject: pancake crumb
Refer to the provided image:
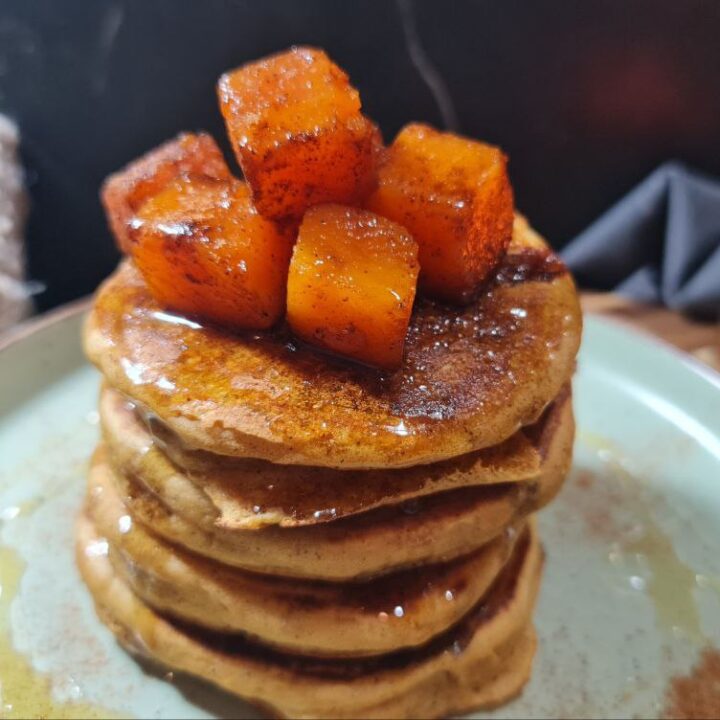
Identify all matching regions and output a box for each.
[663,647,720,719]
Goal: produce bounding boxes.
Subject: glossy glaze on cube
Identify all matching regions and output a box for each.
[287,204,419,369]
[367,123,513,304]
[218,47,379,220]
[101,133,230,253]
[129,177,294,329]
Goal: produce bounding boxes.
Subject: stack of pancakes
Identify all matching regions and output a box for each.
[78,215,581,719]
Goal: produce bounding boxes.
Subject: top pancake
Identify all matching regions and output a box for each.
[84,215,581,468]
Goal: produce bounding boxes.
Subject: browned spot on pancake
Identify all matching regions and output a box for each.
[163,529,533,680]
[259,529,514,615]
[494,249,568,286]
[663,648,720,719]
[384,252,568,421]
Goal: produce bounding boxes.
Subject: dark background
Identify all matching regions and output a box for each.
[1,0,719,311]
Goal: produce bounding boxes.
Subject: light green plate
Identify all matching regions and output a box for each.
[1,304,719,719]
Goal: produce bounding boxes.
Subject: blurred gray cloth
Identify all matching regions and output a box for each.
[562,162,720,320]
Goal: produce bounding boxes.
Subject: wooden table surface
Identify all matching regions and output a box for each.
[582,292,720,373]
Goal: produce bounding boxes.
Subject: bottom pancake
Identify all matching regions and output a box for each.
[76,515,542,719]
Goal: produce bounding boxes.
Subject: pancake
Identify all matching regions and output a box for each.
[76,514,542,719]
[92,441,565,580]
[88,462,521,655]
[100,383,574,529]
[84,215,581,469]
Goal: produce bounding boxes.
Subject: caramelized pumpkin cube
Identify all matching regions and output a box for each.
[287,205,419,370]
[129,177,293,329]
[218,47,378,220]
[102,132,231,253]
[366,123,514,304]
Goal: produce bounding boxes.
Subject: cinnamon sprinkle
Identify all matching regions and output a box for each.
[663,648,720,719]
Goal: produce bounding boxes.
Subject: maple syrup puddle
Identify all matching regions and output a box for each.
[0,504,120,719]
[580,432,720,646]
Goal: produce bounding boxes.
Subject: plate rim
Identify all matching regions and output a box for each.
[583,313,720,391]
[0,296,91,356]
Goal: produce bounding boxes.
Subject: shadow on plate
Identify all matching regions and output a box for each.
[136,656,265,720]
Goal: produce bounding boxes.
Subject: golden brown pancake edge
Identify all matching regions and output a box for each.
[76,513,542,719]
[99,382,574,529]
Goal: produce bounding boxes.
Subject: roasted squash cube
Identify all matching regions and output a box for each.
[218,47,379,220]
[101,132,231,253]
[287,205,419,370]
[366,123,514,304]
[129,177,293,329]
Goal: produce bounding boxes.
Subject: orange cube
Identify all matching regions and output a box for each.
[129,177,294,329]
[366,123,514,304]
[287,205,419,370]
[101,132,231,253]
[218,47,379,220]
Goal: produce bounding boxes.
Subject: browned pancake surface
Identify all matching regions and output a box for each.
[85,216,581,468]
